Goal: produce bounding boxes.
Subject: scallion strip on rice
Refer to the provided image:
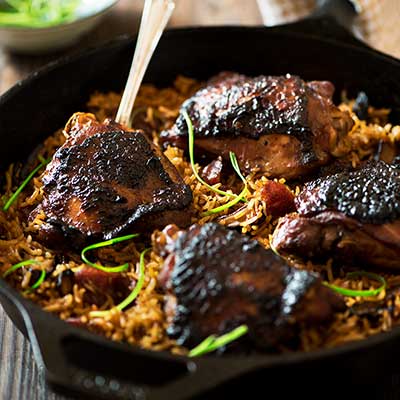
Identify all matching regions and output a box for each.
[3,156,49,212]
[115,247,149,310]
[324,271,386,297]
[89,248,150,317]
[3,259,40,278]
[24,269,46,294]
[183,110,245,200]
[201,152,248,215]
[81,234,139,273]
[189,325,249,357]
[3,259,46,293]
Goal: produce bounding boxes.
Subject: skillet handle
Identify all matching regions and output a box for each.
[13,296,262,400]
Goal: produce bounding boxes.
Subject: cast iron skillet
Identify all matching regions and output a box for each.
[1,1,400,399]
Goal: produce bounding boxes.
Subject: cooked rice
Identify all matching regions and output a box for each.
[1,75,400,355]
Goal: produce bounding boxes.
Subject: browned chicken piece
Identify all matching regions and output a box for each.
[32,113,192,247]
[157,223,344,351]
[272,160,400,269]
[160,72,354,179]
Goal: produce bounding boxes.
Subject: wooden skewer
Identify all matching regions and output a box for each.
[115,0,175,127]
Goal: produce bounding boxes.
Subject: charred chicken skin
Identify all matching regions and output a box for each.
[157,223,344,350]
[32,113,192,247]
[160,72,354,179]
[272,160,400,269]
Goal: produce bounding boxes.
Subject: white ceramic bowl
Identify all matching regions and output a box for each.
[0,0,119,54]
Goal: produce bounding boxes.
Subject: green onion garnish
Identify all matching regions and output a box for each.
[201,183,248,216]
[324,271,386,297]
[89,248,150,317]
[81,234,140,273]
[182,110,248,215]
[24,269,46,294]
[188,325,249,357]
[3,259,46,293]
[0,0,80,28]
[3,156,49,212]
[201,151,248,216]
[115,248,149,310]
[184,110,243,199]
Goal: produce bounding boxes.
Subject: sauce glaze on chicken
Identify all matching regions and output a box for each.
[272,160,400,269]
[157,223,344,350]
[161,72,354,179]
[31,113,192,248]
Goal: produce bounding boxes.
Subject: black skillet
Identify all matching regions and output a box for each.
[1,1,400,399]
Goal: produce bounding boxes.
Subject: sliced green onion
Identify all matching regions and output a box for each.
[229,151,246,187]
[201,184,248,216]
[3,156,49,212]
[0,0,80,28]
[183,110,249,216]
[24,269,46,294]
[189,325,249,357]
[183,110,239,199]
[3,259,40,278]
[81,234,140,273]
[37,154,47,164]
[188,335,216,357]
[90,248,150,318]
[201,151,249,216]
[323,271,386,297]
[3,259,46,293]
[115,248,149,310]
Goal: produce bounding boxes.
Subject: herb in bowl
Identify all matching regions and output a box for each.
[0,0,80,28]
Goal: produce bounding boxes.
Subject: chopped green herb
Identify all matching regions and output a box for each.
[3,259,46,293]
[24,269,46,294]
[0,0,80,28]
[115,247,149,310]
[89,248,150,318]
[324,271,386,297]
[189,325,249,357]
[201,151,248,216]
[184,110,242,199]
[3,156,49,212]
[81,234,140,273]
[3,259,39,277]
[229,151,247,188]
[182,110,248,215]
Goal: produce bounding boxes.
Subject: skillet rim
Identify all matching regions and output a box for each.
[1,23,400,374]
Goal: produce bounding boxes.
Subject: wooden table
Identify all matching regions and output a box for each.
[0,1,261,399]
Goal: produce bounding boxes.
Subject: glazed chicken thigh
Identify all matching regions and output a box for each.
[272,160,400,269]
[31,113,192,247]
[161,72,354,179]
[157,223,344,350]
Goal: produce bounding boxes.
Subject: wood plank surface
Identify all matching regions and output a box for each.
[0,1,261,399]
